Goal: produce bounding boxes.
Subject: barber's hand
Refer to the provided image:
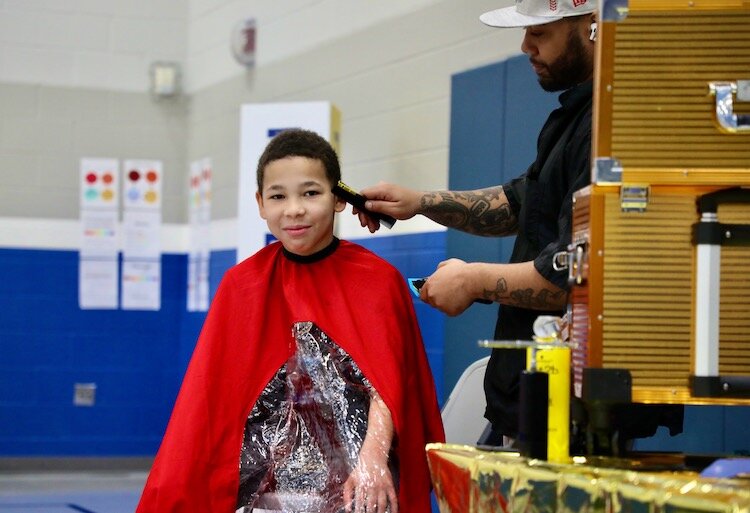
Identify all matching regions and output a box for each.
[352,182,422,233]
[342,442,398,513]
[420,259,479,316]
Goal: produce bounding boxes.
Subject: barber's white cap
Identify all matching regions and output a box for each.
[480,0,596,28]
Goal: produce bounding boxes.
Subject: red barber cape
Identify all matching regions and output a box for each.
[136,240,445,513]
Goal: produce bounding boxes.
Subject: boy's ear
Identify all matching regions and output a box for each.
[255,191,267,219]
[334,195,346,213]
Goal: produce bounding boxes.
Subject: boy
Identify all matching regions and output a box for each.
[136,129,444,513]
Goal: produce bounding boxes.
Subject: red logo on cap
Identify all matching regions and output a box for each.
[573,0,587,6]
[550,0,558,11]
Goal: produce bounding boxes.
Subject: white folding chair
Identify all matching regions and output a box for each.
[441,356,491,445]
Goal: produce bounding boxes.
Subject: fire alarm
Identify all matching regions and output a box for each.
[231,18,256,67]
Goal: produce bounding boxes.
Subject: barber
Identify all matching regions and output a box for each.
[355,0,597,445]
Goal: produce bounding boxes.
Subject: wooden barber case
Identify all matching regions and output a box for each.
[567,0,750,407]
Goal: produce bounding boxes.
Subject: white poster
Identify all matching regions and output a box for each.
[197,256,209,311]
[121,260,161,311]
[78,259,119,309]
[187,158,212,311]
[187,257,198,312]
[79,158,119,309]
[122,159,162,310]
[123,210,161,259]
[80,210,119,257]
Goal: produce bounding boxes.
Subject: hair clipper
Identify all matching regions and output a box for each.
[332,181,396,229]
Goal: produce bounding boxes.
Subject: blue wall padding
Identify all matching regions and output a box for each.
[0,250,184,455]
[632,405,750,455]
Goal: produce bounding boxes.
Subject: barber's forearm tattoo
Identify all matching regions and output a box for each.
[420,187,517,236]
[482,278,567,310]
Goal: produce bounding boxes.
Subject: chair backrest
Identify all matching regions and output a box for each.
[441,356,491,445]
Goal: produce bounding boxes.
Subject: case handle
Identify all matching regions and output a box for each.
[708,81,750,134]
[696,186,750,215]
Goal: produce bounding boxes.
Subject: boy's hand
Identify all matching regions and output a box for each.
[342,441,397,513]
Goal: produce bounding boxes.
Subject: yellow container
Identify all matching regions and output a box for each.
[528,347,571,463]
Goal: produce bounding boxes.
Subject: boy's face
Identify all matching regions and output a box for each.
[256,156,345,256]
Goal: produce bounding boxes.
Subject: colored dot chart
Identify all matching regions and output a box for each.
[189,164,212,210]
[124,160,162,210]
[80,158,119,209]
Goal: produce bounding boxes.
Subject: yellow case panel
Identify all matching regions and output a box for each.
[570,185,750,405]
[594,3,750,184]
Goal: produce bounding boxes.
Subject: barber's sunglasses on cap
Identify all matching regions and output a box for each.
[480,0,596,28]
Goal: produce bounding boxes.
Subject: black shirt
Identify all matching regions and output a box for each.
[484,80,593,436]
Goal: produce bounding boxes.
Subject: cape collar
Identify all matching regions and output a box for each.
[282,237,339,264]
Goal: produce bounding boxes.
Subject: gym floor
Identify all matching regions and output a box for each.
[0,465,146,513]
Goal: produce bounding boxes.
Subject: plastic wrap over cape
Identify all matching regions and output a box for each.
[136,240,445,513]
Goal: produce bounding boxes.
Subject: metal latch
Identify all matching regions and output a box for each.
[553,238,588,285]
[620,184,649,213]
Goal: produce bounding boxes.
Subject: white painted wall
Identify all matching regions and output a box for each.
[0,0,187,92]
[0,0,493,94]
[186,0,447,93]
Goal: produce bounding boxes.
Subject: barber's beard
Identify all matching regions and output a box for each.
[536,27,592,92]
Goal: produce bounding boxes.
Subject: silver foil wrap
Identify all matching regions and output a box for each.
[237,321,397,513]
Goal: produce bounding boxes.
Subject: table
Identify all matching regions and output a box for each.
[426,444,750,513]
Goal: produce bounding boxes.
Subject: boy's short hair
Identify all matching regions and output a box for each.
[256,129,341,191]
